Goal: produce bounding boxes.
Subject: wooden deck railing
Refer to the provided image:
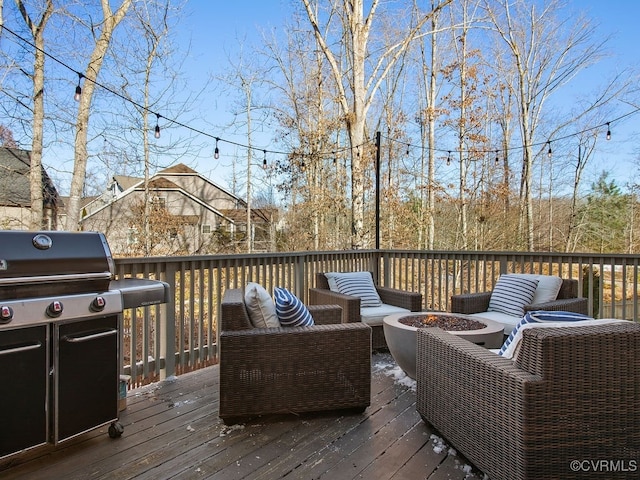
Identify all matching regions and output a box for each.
[114,249,640,386]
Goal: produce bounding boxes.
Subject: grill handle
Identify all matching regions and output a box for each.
[62,329,117,343]
[0,341,42,356]
[0,271,112,286]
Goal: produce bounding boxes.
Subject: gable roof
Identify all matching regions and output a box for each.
[80,163,244,224]
[160,164,197,174]
[0,147,59,208]
[113,175,141,191]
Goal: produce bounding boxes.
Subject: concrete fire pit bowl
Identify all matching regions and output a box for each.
[382,312,504,379]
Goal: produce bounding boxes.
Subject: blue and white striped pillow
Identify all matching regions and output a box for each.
[487,274,539,317]
[499,310,593,355]
[274,287,314,327]
[325,272,382,307]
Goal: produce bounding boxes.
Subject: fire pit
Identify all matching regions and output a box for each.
[383,312,504,379]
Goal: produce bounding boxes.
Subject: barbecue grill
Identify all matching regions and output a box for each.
[0,230,170,459]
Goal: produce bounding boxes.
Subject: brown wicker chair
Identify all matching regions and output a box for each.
[308,272,422,350]
[451,278,587,316]
[416,322,640,480]
[451,278,588,334]
[219,288,372,425]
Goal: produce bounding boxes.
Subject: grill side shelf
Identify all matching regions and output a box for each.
[109,278,170,309]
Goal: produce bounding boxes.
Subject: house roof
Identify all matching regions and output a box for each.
[220,208,272,223]
[0,147,59,208]
[160,164,197,174]
[147,177,181,189]
[113,175,141,191]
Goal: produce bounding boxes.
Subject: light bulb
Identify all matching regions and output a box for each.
[214,138,220,159]
[606,123,611,141]
[74,73,83,101]
[154,114,161,139]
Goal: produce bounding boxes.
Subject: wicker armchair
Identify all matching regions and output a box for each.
[451,278,588,333]
[219,288,371,425]
[416,322,640,480]
[308,272,422,350]
[451,278,587,315]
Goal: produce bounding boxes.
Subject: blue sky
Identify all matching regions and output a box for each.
[174,0,640,191]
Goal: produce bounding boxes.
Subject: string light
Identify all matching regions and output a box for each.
[3,25,636,169]
[262,149,267,168]
[495,150,499,165]
[446,151,451,166]
[214,137,220,159]
[74,72,83,101]
[406,144,410,156]
[154,114,161,139]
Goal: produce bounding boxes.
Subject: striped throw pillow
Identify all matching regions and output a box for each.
[274,287,314,327]
[324,272,382,307]
[487,274,539,317]
[499,310,594,356]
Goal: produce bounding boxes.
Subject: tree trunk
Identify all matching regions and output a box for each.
[16,0,53,230]
[301,0,452,248]
[66,0,132,231]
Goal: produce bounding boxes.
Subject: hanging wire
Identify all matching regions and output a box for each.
[2,23,638,165]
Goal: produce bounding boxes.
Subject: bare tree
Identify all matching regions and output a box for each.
[65,0,132,231]
[15,0,53,229]
[301,0,452,248]
[419,0,443,250]
[484,0,606,249]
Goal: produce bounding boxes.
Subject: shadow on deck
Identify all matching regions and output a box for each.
[0,353,485,480]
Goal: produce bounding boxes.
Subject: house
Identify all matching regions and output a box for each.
[79,163,272,256]
[0,147,60,230]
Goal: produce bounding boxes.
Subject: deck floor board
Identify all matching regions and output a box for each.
[0,353,485,480]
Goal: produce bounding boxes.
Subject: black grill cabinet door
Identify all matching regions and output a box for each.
[0,325,48,457]
[54,316,118,442]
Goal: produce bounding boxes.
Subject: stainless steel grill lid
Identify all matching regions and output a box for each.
[0,231,114,300]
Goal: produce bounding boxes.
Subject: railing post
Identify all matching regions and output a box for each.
[499,257,508,275]
[160,262,177,380]
[381,251,390,288]
[295,253,305,298]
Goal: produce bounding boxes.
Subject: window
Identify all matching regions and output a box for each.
[127,228,138,245]
[202,224,211,234]
[151,196,166,209]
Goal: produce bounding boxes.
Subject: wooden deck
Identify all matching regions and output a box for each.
[0,353,485,480]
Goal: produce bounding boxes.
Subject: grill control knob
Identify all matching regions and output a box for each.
[0,305,13,323]
[90,296,106,312]
[46,301,63,318]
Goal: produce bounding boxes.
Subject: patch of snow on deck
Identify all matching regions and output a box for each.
[431,434,487,479]
[373,353,416,391]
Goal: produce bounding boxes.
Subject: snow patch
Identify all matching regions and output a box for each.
[220,424,245,437]
[379,362,417,391]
